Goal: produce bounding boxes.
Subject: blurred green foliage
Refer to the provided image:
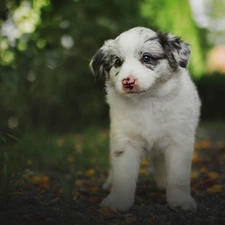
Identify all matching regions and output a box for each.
[141,0,207,77]
[197,73,225,120]
[0,0,210,132]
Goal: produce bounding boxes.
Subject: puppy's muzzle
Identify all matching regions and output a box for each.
[122,76,136,90]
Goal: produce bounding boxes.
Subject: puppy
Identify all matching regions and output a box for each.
[89,27,201,211]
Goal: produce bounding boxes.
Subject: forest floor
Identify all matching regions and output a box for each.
[0,121,225,225]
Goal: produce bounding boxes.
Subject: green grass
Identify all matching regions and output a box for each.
[0,147,25,209]
[0,126,109,210]
[14,126,109,173]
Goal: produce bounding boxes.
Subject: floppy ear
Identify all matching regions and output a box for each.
[90,40,115,81]
[89,49,108,81]
[157,32,191,69]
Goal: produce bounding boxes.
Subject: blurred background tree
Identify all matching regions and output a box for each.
[0,0,224,133]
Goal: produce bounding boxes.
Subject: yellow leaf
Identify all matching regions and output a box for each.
[85,169,95,178]
[191,171,199,179]
[195,139,211,150]
[207,172,220,180]
[141,159,149,167]
[40,175,50,184]
[98,207,120,215]
[31,175,42,184]
[207,184,222,193]
[89,186,99,194]
[139,168,147,175]
[26,159,33,165]
[200,167,208,173]
[192,152,200,163]
[75,180,83,186]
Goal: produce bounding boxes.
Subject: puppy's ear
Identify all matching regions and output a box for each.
[90,40,114,81]
[157,32,191,69]
[89,49,107,81]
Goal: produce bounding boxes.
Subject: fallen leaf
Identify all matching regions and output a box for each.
[191,171,199,179]
[195,139,211,150]
[85,169,95,178]
[75,180,83,186]
[40,175,50,184]
[139,168,148,175]
[192,152,201,163]
[207,184,222,193]
[98,207,120,216]
[200,167,208,173]
[89,186,99,194]
[141,159,149,167]
[31,175,42,184]
[207,171,220,180]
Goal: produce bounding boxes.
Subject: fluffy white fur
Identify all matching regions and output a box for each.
[90,27,201,211]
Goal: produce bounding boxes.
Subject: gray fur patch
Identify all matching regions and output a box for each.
[114,150,125,157]
[156,32,191,69]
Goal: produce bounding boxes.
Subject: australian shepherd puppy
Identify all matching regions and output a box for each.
[90,27,201,211]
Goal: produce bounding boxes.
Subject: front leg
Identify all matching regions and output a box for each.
[101,138,141,211]
[165,139,197,210]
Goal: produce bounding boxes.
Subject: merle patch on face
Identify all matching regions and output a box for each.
[142,57,160,70]
[140,51,165,71]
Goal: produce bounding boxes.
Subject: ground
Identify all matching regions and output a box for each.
[0,121,225,225]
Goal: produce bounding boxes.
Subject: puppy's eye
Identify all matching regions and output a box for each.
[114,58,122,67]
[142,55,152,63]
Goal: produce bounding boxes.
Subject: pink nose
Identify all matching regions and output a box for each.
[122,76,136,89]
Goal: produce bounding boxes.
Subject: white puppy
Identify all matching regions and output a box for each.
[89,27,201,211]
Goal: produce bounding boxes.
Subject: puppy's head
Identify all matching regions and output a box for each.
[90,27,191,95]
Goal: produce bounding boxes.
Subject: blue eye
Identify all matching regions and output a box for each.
[142,55,151,63]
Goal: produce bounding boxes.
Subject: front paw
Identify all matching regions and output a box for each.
[167,190,197,210]
[100,193,134,212]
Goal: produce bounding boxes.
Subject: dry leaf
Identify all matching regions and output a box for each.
[207,171,220,180]
[98,207,120,216]
[85,169,95,178]
[207,184,222,193]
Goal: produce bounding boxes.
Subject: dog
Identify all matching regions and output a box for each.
[89,27,201,211]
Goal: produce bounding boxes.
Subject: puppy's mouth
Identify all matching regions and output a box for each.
[124,86,150,95]
[125,89,148,94]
